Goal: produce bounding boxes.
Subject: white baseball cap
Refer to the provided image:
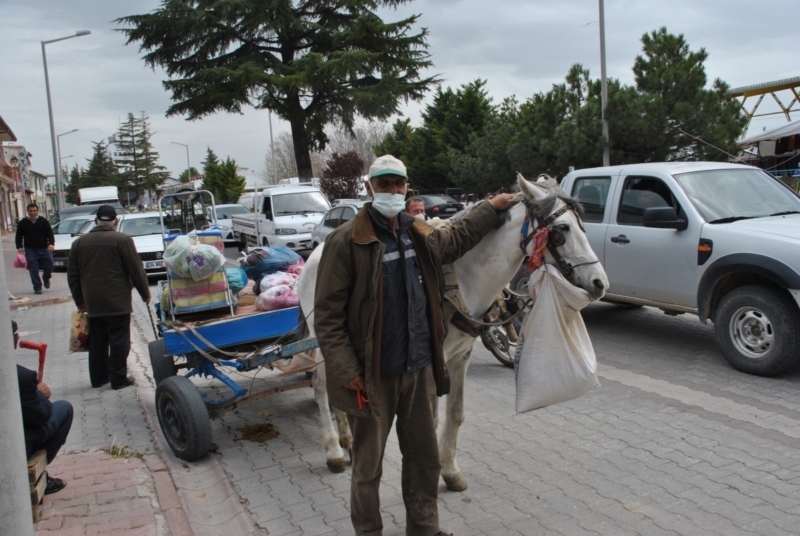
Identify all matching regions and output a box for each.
[369,155,407,180]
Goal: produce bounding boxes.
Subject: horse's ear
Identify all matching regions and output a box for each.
[517,173,549,202]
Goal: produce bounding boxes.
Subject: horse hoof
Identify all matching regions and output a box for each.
[327,458,347,473]
[443,473,468,492]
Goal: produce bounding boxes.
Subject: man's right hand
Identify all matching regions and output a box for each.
[143,295,151,303]
[344,376,366,391]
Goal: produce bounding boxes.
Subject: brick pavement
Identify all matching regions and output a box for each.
[4,236,193,536]
[133,273,800,535]
[19,231,800,535]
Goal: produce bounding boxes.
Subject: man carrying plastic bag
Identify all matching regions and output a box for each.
[515,264,600,413]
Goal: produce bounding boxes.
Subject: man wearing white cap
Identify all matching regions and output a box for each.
[315,155,516,535]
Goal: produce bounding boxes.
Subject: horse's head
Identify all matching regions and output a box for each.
[517,173,608,301]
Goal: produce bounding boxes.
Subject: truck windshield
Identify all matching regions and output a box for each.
[273,192,330,215]
[675,169,800,223]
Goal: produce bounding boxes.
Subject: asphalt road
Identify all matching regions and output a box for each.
[136,248,800,535]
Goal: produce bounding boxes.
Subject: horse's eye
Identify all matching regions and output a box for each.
[557,224,570,232]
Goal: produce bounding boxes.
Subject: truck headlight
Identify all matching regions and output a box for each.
[275,228,297,235]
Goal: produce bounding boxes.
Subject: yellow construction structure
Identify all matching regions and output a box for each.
[729,76,800,133]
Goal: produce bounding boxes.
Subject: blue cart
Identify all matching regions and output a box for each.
[150,298,318,461]
[151,190,317,461]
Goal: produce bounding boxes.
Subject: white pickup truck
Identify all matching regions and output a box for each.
[560,162,800,376]
[231,185,331,251]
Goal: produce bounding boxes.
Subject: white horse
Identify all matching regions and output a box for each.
[297,173,609,490]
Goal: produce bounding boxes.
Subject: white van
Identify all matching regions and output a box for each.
[231,185,331,251]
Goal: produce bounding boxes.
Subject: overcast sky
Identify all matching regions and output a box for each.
[2,0,797,181]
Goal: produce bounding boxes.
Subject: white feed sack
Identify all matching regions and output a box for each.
[515,264,599,413]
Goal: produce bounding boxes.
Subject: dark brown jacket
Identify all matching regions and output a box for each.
[67,226,150,317]
[314,201,500,419]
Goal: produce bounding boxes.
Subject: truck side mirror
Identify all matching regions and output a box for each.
[643,207,688,230]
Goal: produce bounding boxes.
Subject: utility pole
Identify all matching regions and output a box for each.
[0,245,36,535]
[599,0,610,167]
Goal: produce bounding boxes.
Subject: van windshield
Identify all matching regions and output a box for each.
[273,192,330,215]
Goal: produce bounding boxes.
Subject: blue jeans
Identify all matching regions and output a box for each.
[25,249,53,291]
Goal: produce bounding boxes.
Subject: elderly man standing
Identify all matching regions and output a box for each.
[315,155,516,536]
[15,203,55,295]
[68,205,150,390]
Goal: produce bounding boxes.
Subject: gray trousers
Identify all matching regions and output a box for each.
[346,364,441,536]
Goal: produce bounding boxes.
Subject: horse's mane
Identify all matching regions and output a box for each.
[449,199,512,229]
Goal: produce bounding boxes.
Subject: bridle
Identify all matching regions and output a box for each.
[519,201,600,279]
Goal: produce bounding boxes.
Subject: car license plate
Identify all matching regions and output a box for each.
[144,260,165,269]
[445,208,457,212]
[53,260,65,267]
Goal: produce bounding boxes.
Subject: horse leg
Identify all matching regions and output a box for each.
[310,353,347,472]
[439,333,474,492]
[334,408,352,456]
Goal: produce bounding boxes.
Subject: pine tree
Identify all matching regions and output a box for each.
[114,112,170,205]
[117,0,437,179]
[202,157,245,204]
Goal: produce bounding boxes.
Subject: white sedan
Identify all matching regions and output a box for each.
[116,213,168,278]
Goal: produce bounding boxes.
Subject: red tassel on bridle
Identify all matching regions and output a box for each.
[527,227,550,271]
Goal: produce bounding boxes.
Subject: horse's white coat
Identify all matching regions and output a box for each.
[296,174,608,488]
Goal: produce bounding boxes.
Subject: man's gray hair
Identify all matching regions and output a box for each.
[95,218,118,228]
[405,196,424,211]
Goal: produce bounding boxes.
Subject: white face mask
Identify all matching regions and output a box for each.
[367,181,406,218]
[414,213,426,220]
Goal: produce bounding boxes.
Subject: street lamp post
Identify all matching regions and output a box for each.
[171,142,192,183]
[56,129,79,209]
[42,30,91,210]
[598,0,610,167]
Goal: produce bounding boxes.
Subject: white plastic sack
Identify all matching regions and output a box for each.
[163,235,193,278]
[186,243,225,281]
[260,271,298,290]
[515,264,599,413]
[164,235,226,281]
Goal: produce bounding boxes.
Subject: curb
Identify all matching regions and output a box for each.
[10,295,72,310]
[128,316,261,536]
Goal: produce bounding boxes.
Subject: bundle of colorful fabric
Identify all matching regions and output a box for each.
[237,247,306,312]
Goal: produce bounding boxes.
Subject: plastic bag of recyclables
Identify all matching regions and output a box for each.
[238,246,303,280]
[514,264,599,413]
[256,284,300,312]
[164,235,226,282]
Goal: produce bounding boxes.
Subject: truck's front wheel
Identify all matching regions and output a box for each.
[715,285,800,376]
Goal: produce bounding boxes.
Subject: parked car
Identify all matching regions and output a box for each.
[52,215,94,246]
[116,213,168,278]
[311,201,366,248]
[559,161,800,377]
[52,219,98,272]
[207,203,251,245]
[418,194,464,219]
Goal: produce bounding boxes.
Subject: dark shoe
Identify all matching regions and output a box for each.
[44,280,50,289]
[34,289,43,295]
[433,532,453,536]
[92,377,110,388]
[45,475,66,495]
[111,376,135,390]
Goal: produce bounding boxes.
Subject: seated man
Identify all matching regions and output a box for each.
[14,320,73,494]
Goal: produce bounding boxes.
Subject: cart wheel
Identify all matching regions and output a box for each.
[156,376,212,461]
[149,339,175,386]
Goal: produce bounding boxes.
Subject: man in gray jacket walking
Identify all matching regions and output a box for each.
[68,205,150,389]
